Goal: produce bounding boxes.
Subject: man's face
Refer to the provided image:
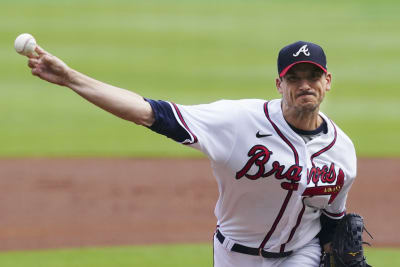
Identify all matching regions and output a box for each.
[276,63,332,112]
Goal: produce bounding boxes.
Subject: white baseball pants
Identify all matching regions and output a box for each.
[213,235,321,267]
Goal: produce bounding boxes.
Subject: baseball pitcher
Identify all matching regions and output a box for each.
[26,41,370,266]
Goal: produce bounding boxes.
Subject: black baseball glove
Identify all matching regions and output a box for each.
[320,213,372,267]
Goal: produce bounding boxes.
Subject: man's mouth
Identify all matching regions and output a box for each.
[297,92,316,97]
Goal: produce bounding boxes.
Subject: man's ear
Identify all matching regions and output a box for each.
[325,72,332,91]
[276,77,283,95]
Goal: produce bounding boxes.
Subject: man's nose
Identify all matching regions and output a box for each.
[298,79,311,90]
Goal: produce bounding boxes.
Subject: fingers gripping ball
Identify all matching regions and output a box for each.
[14,33,37,56]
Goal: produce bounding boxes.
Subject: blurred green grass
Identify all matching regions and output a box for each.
[0,244,397,267]
[1,0,399,157]
[0,244,212,267]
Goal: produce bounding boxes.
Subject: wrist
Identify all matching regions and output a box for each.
[64,68,79,87]
[323,242,332,253]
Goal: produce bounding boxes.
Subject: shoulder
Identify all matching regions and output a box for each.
[320,112,355,150]
[330,119,355,152]
[203,98,267,107]
[180,98,269,115]
[322,115,357,178]
[233,98,283,113]
[234,98,269,111]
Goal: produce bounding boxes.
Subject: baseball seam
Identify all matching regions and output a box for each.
[20,38,31,54]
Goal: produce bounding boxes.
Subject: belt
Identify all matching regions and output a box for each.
[216,230,292,259]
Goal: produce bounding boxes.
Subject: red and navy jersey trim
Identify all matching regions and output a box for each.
[145,99,197,144]
[322,209,346,218]
[279,198,307,252]
[260,102,299,251]
[310,119,337,166]
[261,103,339,252]
[171,103,198,144]
[264,102,299,165]
[284,119,339,250]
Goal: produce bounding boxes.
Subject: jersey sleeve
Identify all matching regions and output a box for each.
[322,136,357,219]
[146,98,239,163]
[145,98,193,143]
[322,177,355,219]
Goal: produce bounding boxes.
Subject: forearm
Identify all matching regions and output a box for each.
[319,213,340,251]
[66,69,154,126]
[27,46,154,127]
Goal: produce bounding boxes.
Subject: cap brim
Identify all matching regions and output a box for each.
[279,61,327,77]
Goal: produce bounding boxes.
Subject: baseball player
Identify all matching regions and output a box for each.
[27,41,356,267]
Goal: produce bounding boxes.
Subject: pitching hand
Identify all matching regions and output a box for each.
[28,46,71,86]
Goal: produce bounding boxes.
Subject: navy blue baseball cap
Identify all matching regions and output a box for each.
[278,41,327,77]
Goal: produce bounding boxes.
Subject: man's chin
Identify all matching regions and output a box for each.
[296,101,319,112]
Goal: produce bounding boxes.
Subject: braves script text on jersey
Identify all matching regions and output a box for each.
[147,98,356,266]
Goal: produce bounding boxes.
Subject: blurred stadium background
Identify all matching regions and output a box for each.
[2,0,399,157]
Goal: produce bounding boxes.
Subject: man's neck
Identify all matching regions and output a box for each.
[281,104,322,131]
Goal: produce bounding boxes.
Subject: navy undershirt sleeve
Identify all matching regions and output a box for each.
[318,213,340,246]
[144,98,191,143]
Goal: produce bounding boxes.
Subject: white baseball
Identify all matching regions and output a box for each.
[14,33,37,56]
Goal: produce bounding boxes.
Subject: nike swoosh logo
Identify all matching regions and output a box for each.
[256,131,272,138]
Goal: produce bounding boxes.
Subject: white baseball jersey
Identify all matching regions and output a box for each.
[147,98,356,254]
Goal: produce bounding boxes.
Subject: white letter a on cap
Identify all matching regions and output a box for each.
[293,45,310,57]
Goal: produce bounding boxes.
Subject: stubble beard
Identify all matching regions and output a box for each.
[282,98,319,119]
[295,102,319,113]
[295,92,324,114]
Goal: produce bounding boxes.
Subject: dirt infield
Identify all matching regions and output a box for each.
[0,158,398,251]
